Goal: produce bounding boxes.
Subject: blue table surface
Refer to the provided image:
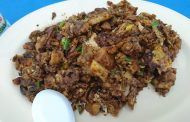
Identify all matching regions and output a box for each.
[0,0,190,24]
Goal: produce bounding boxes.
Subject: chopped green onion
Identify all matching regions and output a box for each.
[151,20,159,28]
[81,47,84,54]
[78,107,83,114]
[125,56,132,63]
[36,81,42,89]
[59,21,65,28]
[77,104,84,114]
[76,45,83,54]
[61,38,70,51]
[137,64,145,76]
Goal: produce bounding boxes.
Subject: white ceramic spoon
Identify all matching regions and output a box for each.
[32,89,75,122]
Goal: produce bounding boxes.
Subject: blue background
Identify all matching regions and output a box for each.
[0,0,190,24]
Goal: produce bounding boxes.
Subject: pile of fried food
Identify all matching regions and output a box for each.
[12,0,181,116]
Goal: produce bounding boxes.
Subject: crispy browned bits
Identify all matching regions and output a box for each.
[12,0,181,116]
[12,77,23,85]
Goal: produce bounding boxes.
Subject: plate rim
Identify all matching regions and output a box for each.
[0,0,190,122]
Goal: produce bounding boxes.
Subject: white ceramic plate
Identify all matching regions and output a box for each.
[1,0,190,122]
